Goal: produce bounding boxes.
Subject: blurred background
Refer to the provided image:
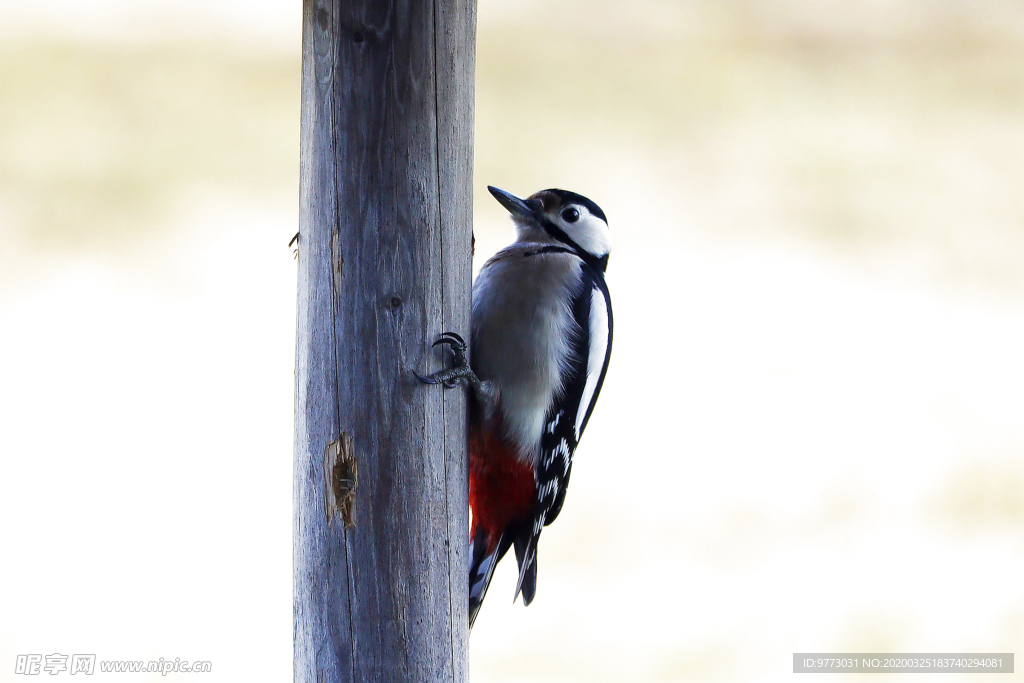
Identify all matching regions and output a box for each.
[2,0,1023,681]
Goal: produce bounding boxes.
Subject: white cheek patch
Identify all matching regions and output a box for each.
[561,211,611,258]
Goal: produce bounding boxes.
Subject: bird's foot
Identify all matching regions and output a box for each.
[415,332,480,389]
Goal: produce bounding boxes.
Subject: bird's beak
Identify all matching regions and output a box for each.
[487,186,538,222]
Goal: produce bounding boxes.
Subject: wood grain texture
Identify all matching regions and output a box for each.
[294,0,475,681]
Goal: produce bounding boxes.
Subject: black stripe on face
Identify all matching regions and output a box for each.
[536,220,608,273]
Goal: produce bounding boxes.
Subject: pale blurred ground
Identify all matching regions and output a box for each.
[1,1,1024,682]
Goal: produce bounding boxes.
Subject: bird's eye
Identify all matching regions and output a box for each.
[561,207,580,223]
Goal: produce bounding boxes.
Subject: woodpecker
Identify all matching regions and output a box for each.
[417,185,613,628]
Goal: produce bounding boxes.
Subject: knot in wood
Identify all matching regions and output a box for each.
[323,434,357,527]
[315,8,329,30]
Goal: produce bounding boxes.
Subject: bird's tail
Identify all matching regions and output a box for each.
[468,527,511,629]
[513,531,538,605]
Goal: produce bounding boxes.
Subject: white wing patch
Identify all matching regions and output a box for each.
[545,410,563,436]
[554,438,571,476]
[575,286,610,438]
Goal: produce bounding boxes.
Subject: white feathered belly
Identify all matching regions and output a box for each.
[470,246,582,466]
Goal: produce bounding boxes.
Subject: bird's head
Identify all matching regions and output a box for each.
[488,185,611,271]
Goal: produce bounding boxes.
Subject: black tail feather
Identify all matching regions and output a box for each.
[513,532,538,606]
[468,528,512,629]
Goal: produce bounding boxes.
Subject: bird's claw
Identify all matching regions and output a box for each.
[431,331,465,348]
[416,332,478,389]
[431,332,468,367]
[413,371,464,389]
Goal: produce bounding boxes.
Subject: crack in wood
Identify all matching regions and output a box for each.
[330,228,344,300]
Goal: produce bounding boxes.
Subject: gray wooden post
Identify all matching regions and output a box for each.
[293,0,475,681]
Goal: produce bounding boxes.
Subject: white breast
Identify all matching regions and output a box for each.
[471,245,582,465]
